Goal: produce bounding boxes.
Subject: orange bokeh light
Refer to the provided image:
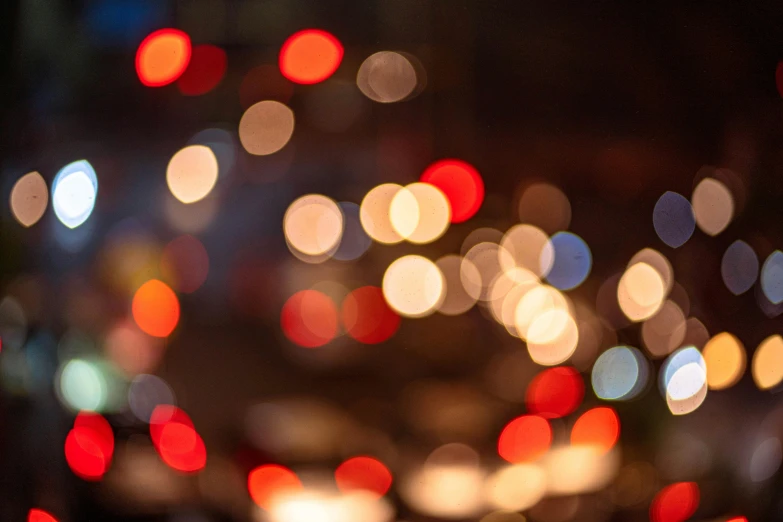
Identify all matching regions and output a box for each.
[136,29,191,87]
[650,482,700,522]
[570,407,620,453]
[248,464,304,509]
[526,366,584,419]
[280,290,338,348]
[28,509,58,522]
[341,286,401,344]
[420,159,484,223]
[279,29,343,84]
[335,456,393,498]
[497,414,552,463]
[132,279,180,338]
[726,518,748,522]
[177,44,227,96]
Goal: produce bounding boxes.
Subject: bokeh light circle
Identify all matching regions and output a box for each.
[618,262,665,322]
[281,290,338,348]
[335,456,393,498]
[653,192,695,248]
[59,359,107,412]
[526,366,584,418]
[721,240,758,295]
[661,347,708,415]
[692,178,733,236]
[420,159,484,223]
[283,194,343,260]
[360,183,405,245]
[702,332,745,390]
[52,160,98,229]
[279,29,343,84]
[382,255,445,318]
[436,254,480,315]
[136,29,191,87]
[132,280,180,338]
[517,183,572,235]
[500,224,554,277]
[592,346,649,400]
[10,171,48,227]
[248,464,303,509]
[650,482,699,522]
[357,51,418,103]
[341,286,400,344]
[177,44,227,95]
[166,145,219,204]
[239,101,295,156]
[761,250,783,304]
[541,232,592,291]
[389,182,451,244]
[571,407,620,453]
[753,335,783,390]
[484,464,547,512]
[28,509,58,522]
[497,415,552,463]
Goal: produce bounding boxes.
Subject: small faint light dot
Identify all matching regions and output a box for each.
[59,359,107,412]
[484,464,546,512]
[283,194,343,261]
[749,437,782,482]
[136,29,191,87]
[28,509,58,522]
[248,464,303,509]
[389,182,451,244]
[420,159,484,223]
[435,254,480,315]
[334,202,371,261]
[239,100,295,156]
[132,280,180,338]
[280,290,338,348]
[360,183,404,245]
[500,224,554,277]
[692,178,733,236]
[382,255,445,318]
[541,232,592,291]
[497,415,552,463]
[340,286,400,344]
[618,262,665,322]
[335,456,393,498]
[571,407,620,453]
[641,300,686,358]
[761,251,783,304]
[279,29,343,84]
[166,145,219,204]
[650,482,699,522]
[592,346,649,400]
[52,159,98,229]
[160,234,209,293]
[517,183,572,235]
[357,51,418,103]
[128,374,176,423]
[10,171,48,227]
[653,192,695,248]
[526,366,584,418]
[721,240,758,295]
[702,332,745,390]
[753,335,783,390]
[177,44,227,95]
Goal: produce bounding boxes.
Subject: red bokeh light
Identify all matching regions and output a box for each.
[74,412,114,461]
[726,517,748,522]
[65,428,109,480]
[28,509,58,522]
[150,405,194,446]
[160,234,210,293]
[280,290,338,348]
[497,414,552,463]
[420,159,484,223]
[132,279,180,338]
[136,29,191,87]
[650,482,700,522]
[570,406,620,453]
[248,464,304,509]
[279,29,343,84]
[177,44,227,96]
[149,405,205,473]
[335,456,393,498]
[341,286,400,344]
[526,366,584,419]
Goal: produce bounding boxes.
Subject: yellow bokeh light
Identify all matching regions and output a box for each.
[618,262,665,322]
[692,178,733,236]
[753,335,783,390]
[166,145,219,204]
[389,182,450,244]
[436,254,479,315]
[239,100,295,156]
[283,194,344,262]
[702,332,745,390]
[10,171,48,227]
[382,255,445,318]
[628,248,673,294]
[488,268,538,327]
[357,51,418,103]
[513,284,569,341]
[359,183,404,245]
[500,224,554,277]
[527,311,579,366]
[484,464,546,512]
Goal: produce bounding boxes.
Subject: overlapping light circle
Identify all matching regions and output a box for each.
[283,194,344,262]
[389,182,451,244]
[382,255,445,318]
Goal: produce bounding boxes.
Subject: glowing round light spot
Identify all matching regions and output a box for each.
[484,464,546,512]
[527,312,579,366]
[543,445,620,495]
[10,171,48,227]
[721,240,758,295]
[526,366,584,418]
[650,482,700,522]
[65,425,110,480]
[463,242,512,301]
[335,456,392,498]
[662,347,708,415]
[128,374,176,423]
[239,100,295,156]
[177,44,227,95]
[74,411,114,457]
[702,332,745,390]
[618,262,665,322]
[500,224,554,277]
[156,422,207,473]
[497,415,552,463]
[420,159,484,223]
[571,407,620,453]
[28,509,58,522]
[52,159,98,229]
[761,251,783,304]
[513,284,569,340]
[283,194,343,261]
[692,178,733,236]
[753,335,783,390]
[653,192,695,248]
[749,437,782,482]
[435,254,479,315]
[400,458,485,519]
[334,202,371,261]
[160,234,209,293]
[382,255,444,318]
[135,29,191,87]
[360,183,404,245]
[592,346,649,400]
[59,359,106,412]
[357,51,418,103]
[517,183,571,235]
[542,232,591,291]
[641,300,686,358]
[341,286,400,344]
[104,320,163,377]
[166,145,218,204]
[389,182,451,244]
[132,280,180,338]
[279,29,343,84]
[249,464,303,509]
[629,248,674,295]
[281,290,338,348]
